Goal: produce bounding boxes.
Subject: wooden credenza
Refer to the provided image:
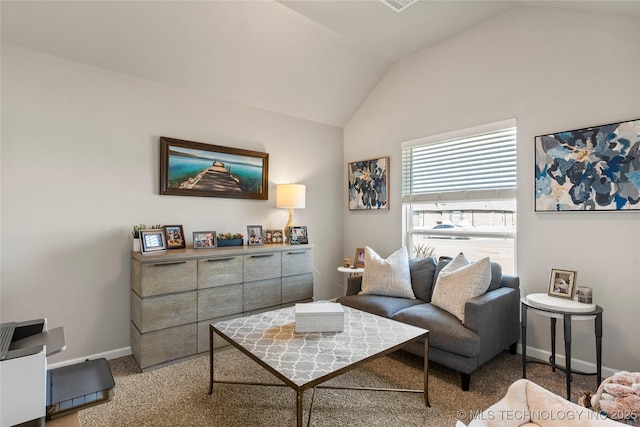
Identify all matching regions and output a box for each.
[130,244,313,371]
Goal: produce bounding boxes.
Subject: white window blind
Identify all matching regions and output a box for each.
[402,121,517,203]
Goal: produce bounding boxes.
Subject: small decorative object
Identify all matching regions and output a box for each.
[276,184,306,243]
[354,247,365,268]
[535,118,640,211]
[193,231,217,249]
[548,269,577,299]
[163,225,185,249]
[160,137,269,200]
[216,232,244,247]
[247,225,263,246]
[271,230,284,243]
[348,156,389,210]
[342,258,351,268]
[289,226,308,245]
[295,302,344,333]
[576,286,593,304]
[140,229,168,255]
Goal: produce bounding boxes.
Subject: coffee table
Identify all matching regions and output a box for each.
[209,305,429,427]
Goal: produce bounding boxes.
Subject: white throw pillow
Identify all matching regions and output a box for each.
[360,246,416,299]
[431,253,491,323]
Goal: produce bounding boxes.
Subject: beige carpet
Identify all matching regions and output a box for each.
[78,347,597,426]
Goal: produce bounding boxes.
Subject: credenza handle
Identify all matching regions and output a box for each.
[152,261,187,267]
[206,257,235,262]
[287,251,306,255]
[250,254,274,258]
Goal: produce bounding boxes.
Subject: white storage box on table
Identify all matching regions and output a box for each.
[295,302,344,333]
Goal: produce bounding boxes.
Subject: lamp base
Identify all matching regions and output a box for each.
[284,208,294,243]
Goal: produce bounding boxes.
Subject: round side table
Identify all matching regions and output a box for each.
[521,293,603,400]
[337,266,364,276]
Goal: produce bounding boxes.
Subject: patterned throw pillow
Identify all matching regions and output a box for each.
[360,246,416,299]
[431,253,491,323]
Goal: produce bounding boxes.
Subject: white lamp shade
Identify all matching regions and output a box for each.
[276,184,306,209]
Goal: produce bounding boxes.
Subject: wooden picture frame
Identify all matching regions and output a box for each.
[193,231,217,249]
[348,156,389,210]
[247,225,263,246]
[160,137,269,200]
[163,225,186,249]
[548,269,577,299]
[140,229,168,255]
[354,247,366,268]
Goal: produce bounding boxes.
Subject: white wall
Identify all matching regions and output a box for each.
[0,44,345,364]
[344,6,640,373]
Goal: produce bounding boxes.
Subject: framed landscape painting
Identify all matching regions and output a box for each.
[535,119,640,211]
[348,156,389,210]
[160,137,269,200]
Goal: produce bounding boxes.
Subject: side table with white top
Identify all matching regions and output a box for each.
[337,266,364,296]
[521,293,603,400]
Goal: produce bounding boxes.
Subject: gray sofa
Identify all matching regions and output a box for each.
[337,255,520,391]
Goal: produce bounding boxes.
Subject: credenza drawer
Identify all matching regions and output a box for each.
[131,259,197,297]
[282,273,313,304]
[244,252,281,282]
[131,322,197,371]
[131,290,197,333]
[243,278,281,312]
[198,284,243,320]
[282,249,312,277]
[197,256,243,289]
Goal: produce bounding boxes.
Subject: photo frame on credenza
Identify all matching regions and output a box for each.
[140,229,168,255]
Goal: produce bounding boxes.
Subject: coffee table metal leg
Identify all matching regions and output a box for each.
[424,337,430,407]
[209,325,214,395]
[296,389,303,427]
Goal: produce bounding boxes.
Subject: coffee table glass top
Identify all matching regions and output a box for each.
[212,305,427,387]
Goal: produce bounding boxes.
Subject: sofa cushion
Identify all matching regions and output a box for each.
[338,294,426,318]
[360,246,416,299]
[431,253,491,323]
[436,255,503,292]
[392,304,481,358]
[409,256,438,302]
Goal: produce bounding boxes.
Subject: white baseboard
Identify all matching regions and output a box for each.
[48,347,132,370]
[517,343,616,379]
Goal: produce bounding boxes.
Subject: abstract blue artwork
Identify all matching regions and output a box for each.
[348,156,389,210]
[535,119,640,211]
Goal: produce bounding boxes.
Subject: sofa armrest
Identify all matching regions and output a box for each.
[464,287,520,361]
[346,275,363,296]
[500,274,520,290]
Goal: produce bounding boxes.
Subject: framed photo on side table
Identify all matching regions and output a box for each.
[193,231,217,249]
[164,225,186,249]
[548,269,577,299]
[354,247,366,268]
[247,225,263,246]
[140,229,168,255]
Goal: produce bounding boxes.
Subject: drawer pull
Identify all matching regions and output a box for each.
[207,257,234,262]
[152,261,187,267]
[287,251,306,255]
[250,254,274,258]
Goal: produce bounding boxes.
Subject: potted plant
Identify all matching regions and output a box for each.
[216,233,244,247]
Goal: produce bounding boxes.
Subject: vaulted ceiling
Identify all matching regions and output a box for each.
[2,0,639,127]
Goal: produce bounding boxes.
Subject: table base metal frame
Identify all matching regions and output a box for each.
[521,301,602,400]
[209,325,430,427]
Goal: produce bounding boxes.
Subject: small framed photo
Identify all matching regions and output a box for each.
[264,229,274,244]
[164,225,186,249]
[247,225,263,246]
[289,226,308,245]
[354,247,366,268]
[193,231,217,249]
[140,229,168,255]
[271,229,284,243]
[548,269,577,299]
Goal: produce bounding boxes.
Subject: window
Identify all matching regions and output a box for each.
[401,119,517,274]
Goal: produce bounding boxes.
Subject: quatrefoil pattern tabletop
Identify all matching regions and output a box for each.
[213,305,427,387]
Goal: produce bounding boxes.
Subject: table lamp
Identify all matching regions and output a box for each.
[276,184,306,243]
